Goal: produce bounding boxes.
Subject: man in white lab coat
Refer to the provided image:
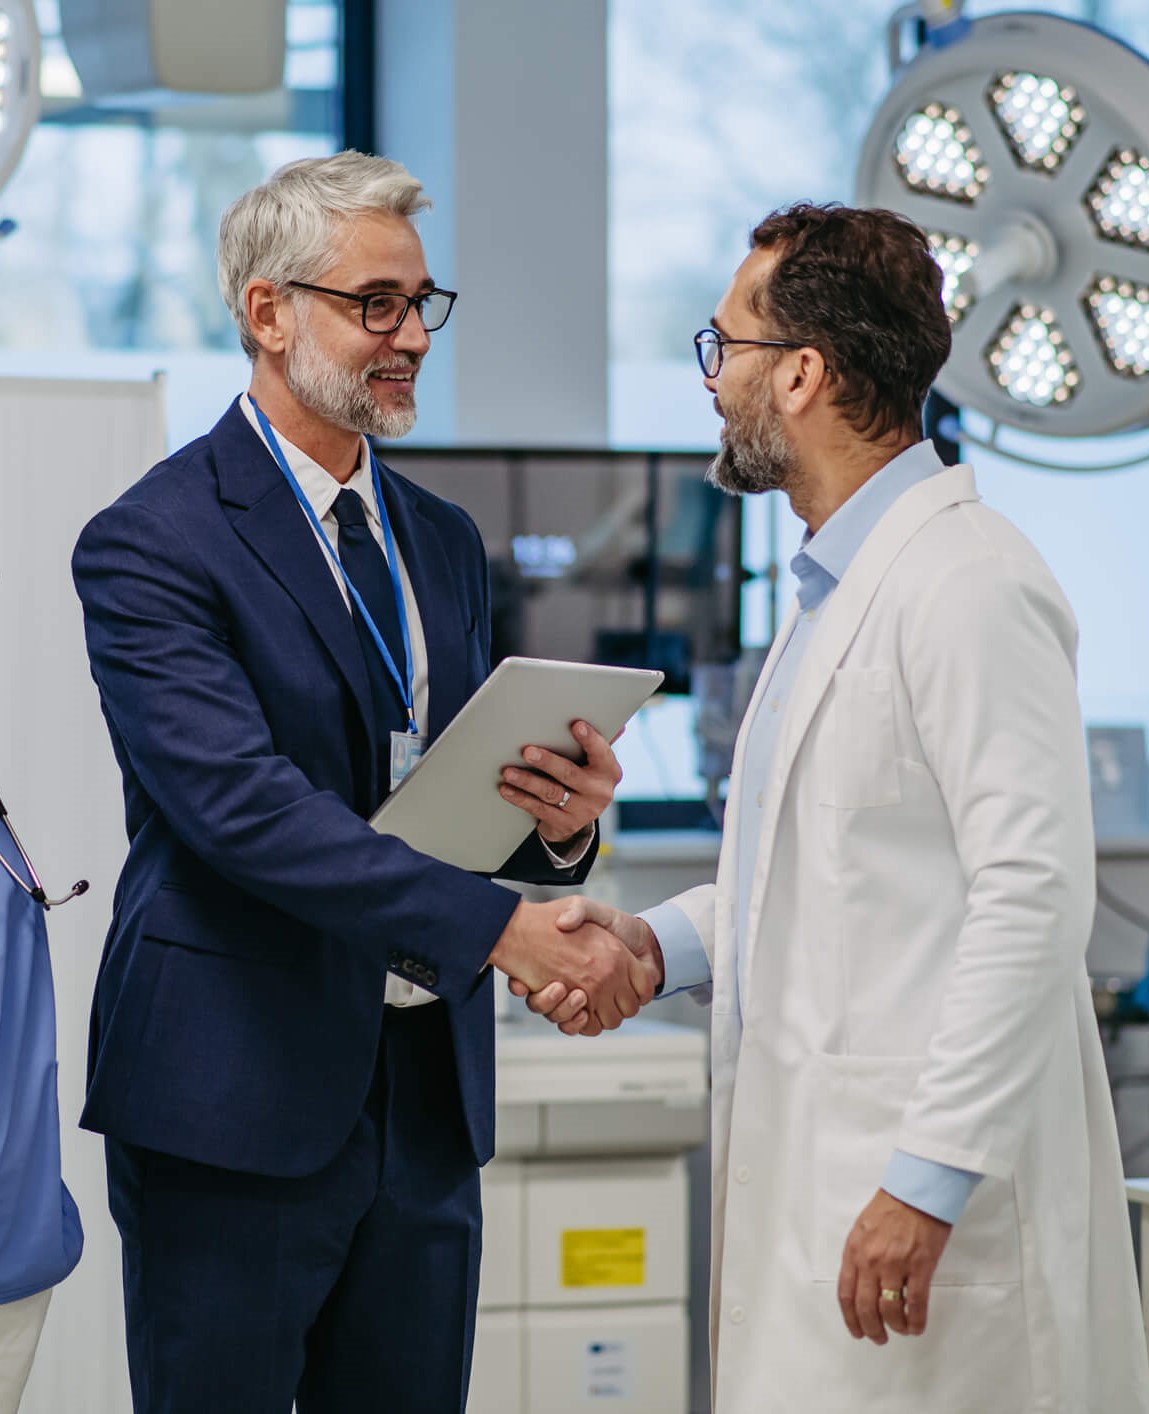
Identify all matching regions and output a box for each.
[533,203,1149,1412]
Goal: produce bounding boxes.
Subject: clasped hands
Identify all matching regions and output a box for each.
[488,896,663,1035]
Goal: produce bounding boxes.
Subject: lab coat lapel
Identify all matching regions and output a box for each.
[210,403,378,758]
[739,465,980,980]
[712,597,801,1012]
[374,461,469,743]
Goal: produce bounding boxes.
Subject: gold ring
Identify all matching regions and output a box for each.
[879,1287,905,1303]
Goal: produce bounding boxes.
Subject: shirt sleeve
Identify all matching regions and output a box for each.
[881,1149,982,1225]
[639,901,712,996]
[537,823,596,870]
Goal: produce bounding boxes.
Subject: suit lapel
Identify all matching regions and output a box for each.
[210,402,378,756]
[376,463,470,743]
[739,465,980,979]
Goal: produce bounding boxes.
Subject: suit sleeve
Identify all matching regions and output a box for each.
[73,497,521,1004]
[895,548,1095,1178]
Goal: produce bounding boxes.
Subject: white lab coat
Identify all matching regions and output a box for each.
[670,465,1149,1413]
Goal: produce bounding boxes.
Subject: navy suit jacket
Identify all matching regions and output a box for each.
[72,399,595,1178]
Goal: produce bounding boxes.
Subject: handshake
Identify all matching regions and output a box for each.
[487,897,663,1037]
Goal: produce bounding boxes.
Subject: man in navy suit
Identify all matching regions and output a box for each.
[72,151,651,1414]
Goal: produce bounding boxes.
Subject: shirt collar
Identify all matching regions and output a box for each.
[240,392,376,525]
[791,439,944,610]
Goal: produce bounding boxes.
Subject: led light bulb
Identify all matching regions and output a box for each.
[894,102,988,202]
[985,305,1080,407]
[1085,275,1149,377]
[1086,148,1149,250]
[927,231,979,324]
[989,70,1086,172]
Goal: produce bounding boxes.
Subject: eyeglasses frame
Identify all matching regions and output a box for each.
[694,327,804,377]
[287,280,458,334]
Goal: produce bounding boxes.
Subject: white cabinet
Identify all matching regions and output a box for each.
[469,1019,707,1414]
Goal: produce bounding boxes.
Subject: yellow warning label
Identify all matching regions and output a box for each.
[561,1228,646,1288]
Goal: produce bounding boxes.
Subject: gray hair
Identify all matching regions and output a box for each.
[217,150,431,359]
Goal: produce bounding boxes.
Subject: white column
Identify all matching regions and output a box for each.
[377,0,609,447]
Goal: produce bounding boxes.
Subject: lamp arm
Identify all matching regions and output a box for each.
[917,0,965,32]
[885,0,967,78]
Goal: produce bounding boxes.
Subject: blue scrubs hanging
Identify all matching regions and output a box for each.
[0,821,83,1303]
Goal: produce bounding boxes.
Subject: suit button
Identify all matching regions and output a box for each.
[735,1164,750,1184]
[401,959,416,975]
[424,971,437,987]
[730,1306,745,1324]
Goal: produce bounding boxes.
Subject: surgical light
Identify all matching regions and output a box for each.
[928,231,979,324]
[894,103,987,202]
[989,71,1085,173]
[1085,276,1149,378]
[1086,149,1149,250]
[986,304,1079,408]
[856,8,1149,439]
[0,0,39,194]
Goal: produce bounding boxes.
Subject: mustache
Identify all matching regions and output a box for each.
[364,355,421,376]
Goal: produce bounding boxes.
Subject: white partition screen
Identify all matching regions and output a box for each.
[0,374,166,1414]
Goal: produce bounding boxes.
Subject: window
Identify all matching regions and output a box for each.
[0,0,341,447]
[609,0,1149,782]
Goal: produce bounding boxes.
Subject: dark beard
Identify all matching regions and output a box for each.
[705,401,800,497]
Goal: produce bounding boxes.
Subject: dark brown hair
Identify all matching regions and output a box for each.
[749,203,952,442]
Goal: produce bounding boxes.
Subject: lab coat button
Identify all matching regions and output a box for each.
[735,1164,750,1184]
[730,1305,745,1324]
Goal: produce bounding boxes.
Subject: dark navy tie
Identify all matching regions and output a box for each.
[331,487,410,748]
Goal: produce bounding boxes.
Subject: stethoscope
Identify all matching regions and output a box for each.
[0,796,89,909]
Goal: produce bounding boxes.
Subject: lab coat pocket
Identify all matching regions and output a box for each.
[808,1054,1021,1286]
[818,668,901,809]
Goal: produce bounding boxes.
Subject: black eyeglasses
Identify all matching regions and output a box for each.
[694,327,803,377]
[287,281,458,334]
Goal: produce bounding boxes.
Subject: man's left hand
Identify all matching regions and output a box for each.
[499,720,622,844]
[837,1189,952,1345]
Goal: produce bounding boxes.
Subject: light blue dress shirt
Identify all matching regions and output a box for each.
[645,441,980,1225]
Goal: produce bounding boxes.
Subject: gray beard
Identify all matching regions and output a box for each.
[706,400,800,498]
[285,325,417,441]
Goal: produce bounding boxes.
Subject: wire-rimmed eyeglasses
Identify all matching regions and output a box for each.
[288,282,458,334]
[694,327,803,377]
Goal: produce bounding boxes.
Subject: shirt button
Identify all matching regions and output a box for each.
[730,1306,745,1324]
[755,791,763,807]
[736,1164,751,1184]
[769,699,780,713]
[805,608,816,620]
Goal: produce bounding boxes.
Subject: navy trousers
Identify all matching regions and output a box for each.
[106,1005,482,1414]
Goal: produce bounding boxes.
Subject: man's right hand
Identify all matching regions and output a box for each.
[509,897,664,1037]
[486,898,655,1032]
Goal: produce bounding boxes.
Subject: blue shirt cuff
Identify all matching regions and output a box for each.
[881,1149,982,1225]
[638,902,711,996]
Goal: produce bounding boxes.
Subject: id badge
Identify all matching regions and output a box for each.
[390,730,427,792]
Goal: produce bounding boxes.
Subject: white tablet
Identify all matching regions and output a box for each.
[369,656,664,870]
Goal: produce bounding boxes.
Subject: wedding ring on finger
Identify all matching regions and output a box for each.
[558,789,571,809]
[880,1287,906,1304]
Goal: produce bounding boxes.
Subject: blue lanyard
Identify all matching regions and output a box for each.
[249,398,418,734]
